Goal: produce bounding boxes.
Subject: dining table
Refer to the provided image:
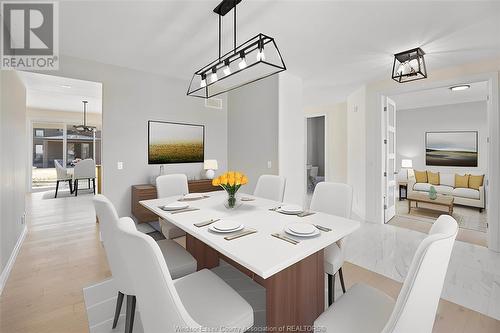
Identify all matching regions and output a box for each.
[140,191,360,331]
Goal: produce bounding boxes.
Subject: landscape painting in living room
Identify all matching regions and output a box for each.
[425,131,478,167]
[148,121,204,164]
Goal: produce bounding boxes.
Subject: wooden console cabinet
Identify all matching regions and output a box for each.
[131,179,221,223]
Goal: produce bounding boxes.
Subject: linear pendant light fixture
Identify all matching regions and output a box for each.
[187,0,286,98]
[74,101,96,133]
[392,47,427,83]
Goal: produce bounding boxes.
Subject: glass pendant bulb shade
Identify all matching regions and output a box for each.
[256,49,265,61]
[238,51,247,69]
[200,73,207,88]
[223,59,231,76]
[210,67,218,83]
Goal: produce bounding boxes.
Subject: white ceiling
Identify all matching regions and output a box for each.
[58,1,500,107]
[18,71,102,113]
[390,81,489,110]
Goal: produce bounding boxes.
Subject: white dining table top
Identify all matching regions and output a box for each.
[140,191,360,279]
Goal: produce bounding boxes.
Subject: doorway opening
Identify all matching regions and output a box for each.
[306,115,326,199]
[383,81,490,245]
[18,72,103,196]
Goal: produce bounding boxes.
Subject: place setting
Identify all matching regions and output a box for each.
[178,193,211,202]
[159,202,200,214]
[270,204,316,217]
[272,222,332,245]
[198,218,257,240]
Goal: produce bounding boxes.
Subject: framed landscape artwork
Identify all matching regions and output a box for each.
[425,131,478,167]
[148,121,205,164]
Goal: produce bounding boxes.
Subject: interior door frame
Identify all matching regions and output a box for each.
[382,97,397,223]
[305,113,329,184]
[376,72,499,251]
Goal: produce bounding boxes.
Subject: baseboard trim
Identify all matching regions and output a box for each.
[0,225,27,295]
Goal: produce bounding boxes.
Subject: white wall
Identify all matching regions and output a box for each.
[304,102,348,183]
[396,101,488,176]
[43,55,228,217]
[279,73,305,206]
[347,86,367,219]
[0,71,27,280]
[227,76,279,193]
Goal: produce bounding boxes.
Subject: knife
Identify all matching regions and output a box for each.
[314,225,332,232]
[271,233,299,245]
[224,229,257,241]
[194,218,220,227]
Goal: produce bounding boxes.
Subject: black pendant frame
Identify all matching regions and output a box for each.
[187,0,286,98]
[392,47,427,83]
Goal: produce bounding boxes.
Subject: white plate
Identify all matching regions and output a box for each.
[287,223,316,235]
[212,220,242,231]
[182,193,204,199]
[279,204,303,215]
[209,224,244,234]
[284,225,320,238]
[161,202,189,211]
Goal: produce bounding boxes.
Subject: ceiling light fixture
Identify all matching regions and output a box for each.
[392,47,427,83]
[74,101,96,133]
[449,84,471,91]
[187,0,286,99]
[61,85,72,88]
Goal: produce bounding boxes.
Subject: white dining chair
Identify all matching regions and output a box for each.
[156,174,189,239]
[73,158,96,196]
[114,213,254,333]
[93,195,197,333]
[54,159,73,198]
[253,175,286,202]
[309,166,319,190]
[310,182,353,305]
[314,215,458,333]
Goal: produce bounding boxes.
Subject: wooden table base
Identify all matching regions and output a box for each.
[185,234,325,331]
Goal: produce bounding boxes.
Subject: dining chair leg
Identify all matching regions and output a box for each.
[55,181,60,198]
[328,273,335,306]
[125,295,136,333]
[88,178,91,189]
[74,180,78,196]
[112,292,124,329]
[92,178,96,194]
[68,179,73,194]
[339,267,346,294]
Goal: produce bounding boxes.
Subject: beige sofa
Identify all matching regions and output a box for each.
[408,169,485,211]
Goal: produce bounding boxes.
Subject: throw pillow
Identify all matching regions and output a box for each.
[455,174,470,188]
[468,175,484,190]
[414,170,428,183]
[427,171,440,185]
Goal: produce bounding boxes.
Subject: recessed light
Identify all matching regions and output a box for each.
[449,85,470,91]
[61,85,71,88]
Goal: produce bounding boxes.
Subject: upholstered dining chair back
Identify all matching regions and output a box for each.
[382,215,458,333]
[93,195,135,296]
[74,158,96,179]
[254,175,286,202]
[156,174,189,198]
[310,182,353,219]
[54,160,70,180]
[115,216,201,332]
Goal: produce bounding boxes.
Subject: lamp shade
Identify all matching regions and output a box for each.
[401,159,413,168]
[204,159,218,170]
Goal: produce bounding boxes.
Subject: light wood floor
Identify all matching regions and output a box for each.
[1,193,499,333]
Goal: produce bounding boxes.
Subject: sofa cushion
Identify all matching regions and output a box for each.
[469,174,484,190]
[427,171,440,185]
[413,183,431,192]
[440,173,455,187]
[453,187,480,200]
[434,185,454,195]
[455,174,469,188]
[415,170,428,183]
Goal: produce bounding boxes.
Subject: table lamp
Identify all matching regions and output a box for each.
[401,159,413,168]
[400,159,413,180]
[204,159,218,179]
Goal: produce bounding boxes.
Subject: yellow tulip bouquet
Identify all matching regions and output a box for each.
[212,171,248,208]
